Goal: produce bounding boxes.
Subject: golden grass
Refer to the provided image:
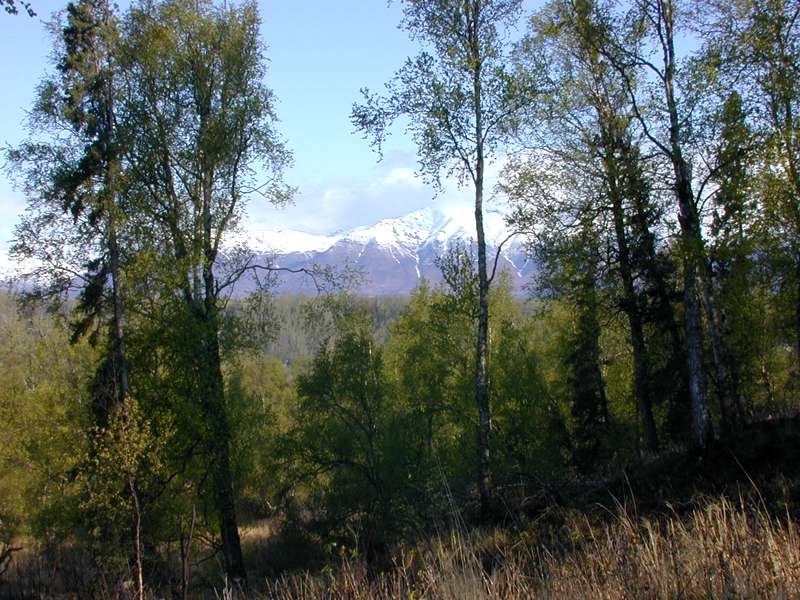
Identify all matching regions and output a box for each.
[253,496,800,599]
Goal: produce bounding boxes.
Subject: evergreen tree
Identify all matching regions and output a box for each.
[8,0,129,418]
[586,0,717,448]
[509,0,685,452]
[705,0,800,377]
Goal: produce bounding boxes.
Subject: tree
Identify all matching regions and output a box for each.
[352,0,536,518]
[703,91,756,429]
[564,221,611,471]
[384,282,456,476]
[576,0,719,448]
[386,272,481,509]
[1,0,34,16]
[490,292,569,480]
[0,294,95,586]
[509,0,674,453]
[8,0,129,419]
[77,397,170,600]
[704,0,800,377]
[118,0,292,582]
[504,142,616,469]
[288,314,398,544]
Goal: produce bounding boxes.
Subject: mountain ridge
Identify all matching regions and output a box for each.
[236,206,535,296]
[0,207,536,296]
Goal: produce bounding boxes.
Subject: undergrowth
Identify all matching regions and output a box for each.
[252,495,799,600]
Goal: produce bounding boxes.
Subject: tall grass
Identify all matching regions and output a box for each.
[255,496,800,599]
[3,495,797,598]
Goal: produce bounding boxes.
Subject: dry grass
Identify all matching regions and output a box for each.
[253,496,800,600]
[3,496,797,598]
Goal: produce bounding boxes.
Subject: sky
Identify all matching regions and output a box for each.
[0,0,537,264]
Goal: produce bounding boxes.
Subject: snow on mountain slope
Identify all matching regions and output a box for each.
[343,207,439,250]
[0,206,533,296]
[237,206,533,295]
[241,206,516,256]
[0,205,534,296]
[242,229,343,255]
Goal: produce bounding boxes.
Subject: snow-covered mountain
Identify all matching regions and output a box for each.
[0,206,536,296]
[235,207,535,296]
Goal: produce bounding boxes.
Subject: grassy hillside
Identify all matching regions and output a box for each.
[245,419,800,599]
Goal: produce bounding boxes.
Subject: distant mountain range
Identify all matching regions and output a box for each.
[0,207,537,296]
[232,206,535,296]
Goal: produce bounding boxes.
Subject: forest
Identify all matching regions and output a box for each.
[1,0,800,598]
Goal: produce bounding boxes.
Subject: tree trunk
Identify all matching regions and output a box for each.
[796,254,800,373]
[474,144,492,519]
[471,5,492,519]
[681,259,710,450]
[673,154,711,448]
[108,225,129,405]
[213,442,246,587]
[590,326,610,428]
[700,272,743,434]
[661,0,711,449]
[629,308,658,453]
[672,147,711,449]
[201,315,246,585]
[179,505,196,600]
[602,130,658,453]
[198,157,246,585]
[129,478,144,600]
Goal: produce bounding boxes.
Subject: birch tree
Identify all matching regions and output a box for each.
[352,0,537,519]
[119,0,292,582]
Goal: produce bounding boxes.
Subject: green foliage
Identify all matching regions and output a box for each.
[226,352,297,514]
[269,283,571,544]
[76,397,170,575]
[491,300,570,480]
[7,0,129,368]
[387,279,570,502]
[385,281,476,496]
[115,0,295,580]
[352,0,532,188]
[4,0,800,594]
[353,0,548,517]
[282,311,404,538]
[0,294,94,543]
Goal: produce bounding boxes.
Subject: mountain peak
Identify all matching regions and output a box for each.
[235,206,532,295]
[238,204,516,257]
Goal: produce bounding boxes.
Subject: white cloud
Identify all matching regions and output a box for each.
[244,151,512,235]
[0,187,26,255]
[0,149,513,251]
[380,167,421,186]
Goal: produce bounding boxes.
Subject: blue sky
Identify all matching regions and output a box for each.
[0,0,537,260]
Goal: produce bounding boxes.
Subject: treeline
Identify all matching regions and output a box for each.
[242,294,409,364]
[501,0,800,458]
[1,0,799,596]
